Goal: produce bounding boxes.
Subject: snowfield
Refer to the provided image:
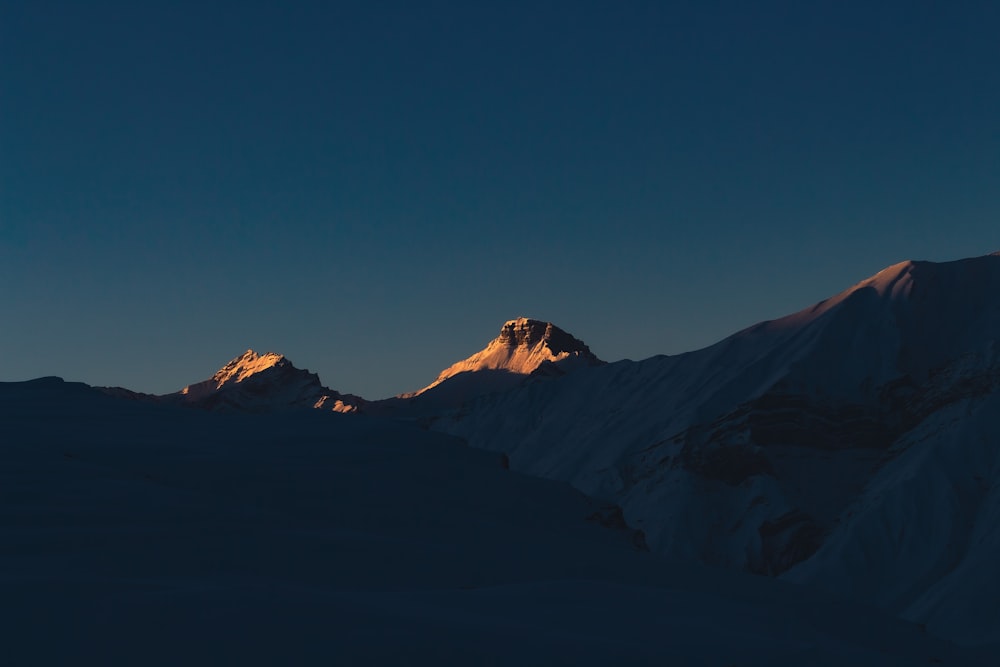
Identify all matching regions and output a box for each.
[429,254,1000,648]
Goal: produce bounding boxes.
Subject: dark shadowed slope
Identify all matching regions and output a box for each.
[1,378,984,666]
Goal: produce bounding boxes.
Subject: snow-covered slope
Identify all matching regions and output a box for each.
[367,317,603,416]
[166,349,364,413]
[403,317,603,397]
[784,389,1000,645]
[432,253,1000,645]
[2,377,986,666]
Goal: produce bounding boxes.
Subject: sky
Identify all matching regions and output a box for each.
[2,0,999,399]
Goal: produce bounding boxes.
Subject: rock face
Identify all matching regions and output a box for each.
[362,318,605,418]
[169,350,364,413]
[432,253,1000,645]
[402,317,604,399]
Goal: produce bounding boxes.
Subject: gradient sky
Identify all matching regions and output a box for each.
[3,1,999,399]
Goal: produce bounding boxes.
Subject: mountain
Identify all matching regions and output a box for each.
[3,376,986,666]
[166,349,364,413]
[410,317,602,392]
[145,320,600,417]
[75,253,1000,646]
[383,318,603,413]
[431,253,1000,645]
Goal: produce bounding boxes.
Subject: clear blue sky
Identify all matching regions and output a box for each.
[3,0,999,398]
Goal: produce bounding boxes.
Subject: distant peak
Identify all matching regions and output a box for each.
[172,349,364,413]
[235,349,283,362]
[212,350,287,381]
[403,317,603,397]
[499,317,551,344]
[496,317,593,356]
[175,349,294,398]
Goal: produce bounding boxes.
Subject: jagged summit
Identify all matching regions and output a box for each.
[172,349,363,413]
[181,349,289,397]
[497,317,596,357]
[179,349,293,400]
[405,317,603,398]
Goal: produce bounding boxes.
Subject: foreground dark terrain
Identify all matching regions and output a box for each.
[4,378,990,666]
[5,254,1000,664]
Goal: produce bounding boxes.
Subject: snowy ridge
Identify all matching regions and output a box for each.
[179,350,289,399]
[401,317,603,399]
[170,349,364,413]
[157,320,602,417]
[431,252,1000,645]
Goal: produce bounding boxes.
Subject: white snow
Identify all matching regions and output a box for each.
[402,317,601,398]
[784,391,1000,645]
[169,349,363,413]
[428,253,1000,646]
[179,349,287,396]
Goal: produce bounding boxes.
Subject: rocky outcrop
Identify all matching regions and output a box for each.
[167,350,365,413]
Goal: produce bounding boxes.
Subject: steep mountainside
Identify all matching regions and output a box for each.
[370,318,603,415]
[432,253,1000,645]
[167,350,364,413]
[403,318,603,396]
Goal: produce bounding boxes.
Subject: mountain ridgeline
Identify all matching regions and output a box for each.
[101,253,1000,646]
[114,318,603,415]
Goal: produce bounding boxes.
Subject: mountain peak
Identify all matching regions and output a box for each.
[497,317,596,357]
[212,349,285,379]
[404,318,603,397]
[171,350,364,413]
[178,350,290,398]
